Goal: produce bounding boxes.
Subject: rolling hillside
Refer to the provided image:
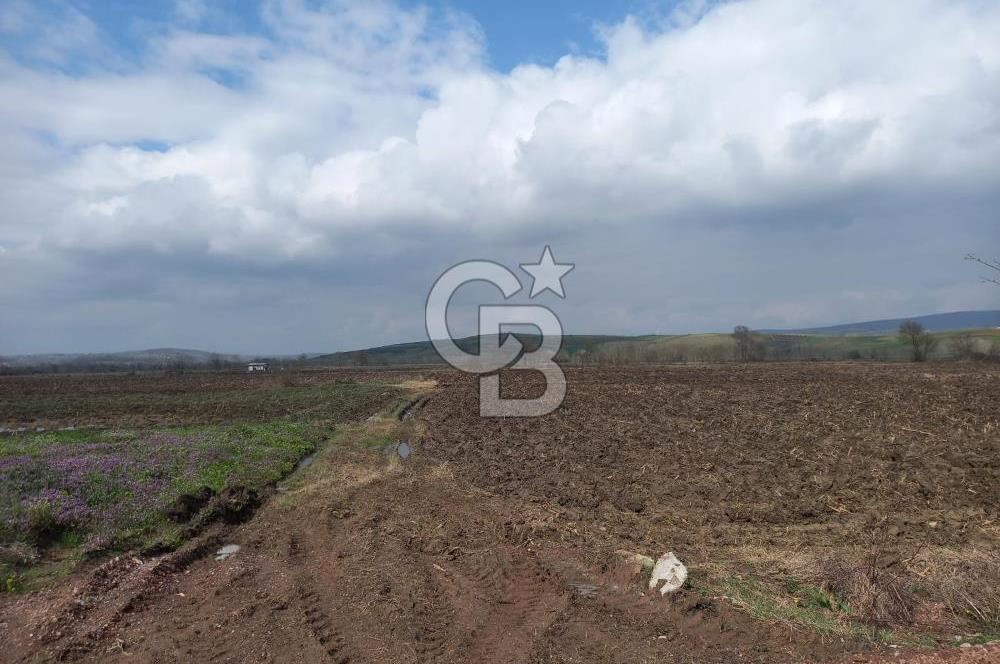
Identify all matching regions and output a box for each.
[313,329,1000,366]
[310,335,636,366]
[760,310,1000,336]
[4,311,998,372]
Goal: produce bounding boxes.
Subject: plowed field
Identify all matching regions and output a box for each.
[1,364,998,663]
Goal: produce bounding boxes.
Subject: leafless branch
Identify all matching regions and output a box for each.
[965,254,1000,286]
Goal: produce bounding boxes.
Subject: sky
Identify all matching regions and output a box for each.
[0,0,998,355]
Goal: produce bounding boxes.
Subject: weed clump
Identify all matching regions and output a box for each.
[23,490,91,546]
[822,551,915,626]
[910,548,1000,632]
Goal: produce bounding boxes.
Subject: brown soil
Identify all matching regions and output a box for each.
[2,363,998,663]
[0,369,416,428]
[426,364,1000,551]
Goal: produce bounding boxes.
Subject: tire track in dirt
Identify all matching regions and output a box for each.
[425,546,570,664]
[39,533,226,662]
[405,568,453,662]
[296,581,353,664]
[465,556,568,664]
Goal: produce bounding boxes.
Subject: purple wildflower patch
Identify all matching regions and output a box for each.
[0,423,313,550]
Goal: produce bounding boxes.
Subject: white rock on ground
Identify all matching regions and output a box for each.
[648,552,687,595]
[214,544,241,561]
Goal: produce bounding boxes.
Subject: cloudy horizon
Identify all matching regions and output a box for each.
[1,0,999,355]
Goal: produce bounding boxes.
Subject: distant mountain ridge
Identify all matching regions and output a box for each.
[3,310,998,372]
[759,310,1000,336]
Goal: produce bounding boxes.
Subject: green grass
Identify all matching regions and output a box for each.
[0,420,329,592]
[0,379,404,592]
[0,421,325,552]
[708,574,852,635]
[958,632,1000,646]
[693,573,921,645]
[692,572,996,647]
[582,328,1000,363]
[0,383,400,587]
[178,421,320,492]
[782,576,850,613]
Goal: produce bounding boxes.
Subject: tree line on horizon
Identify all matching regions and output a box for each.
[3,254,996,374]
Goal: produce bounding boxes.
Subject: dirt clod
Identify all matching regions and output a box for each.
[165,487,215,523]
[211,486,261,524]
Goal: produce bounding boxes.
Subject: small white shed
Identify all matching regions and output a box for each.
[247,362,269,373]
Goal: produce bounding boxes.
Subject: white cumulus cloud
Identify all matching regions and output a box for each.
[0,0,998,353]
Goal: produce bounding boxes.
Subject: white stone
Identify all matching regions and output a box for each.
[215,544,241,561]
[648,552,687,595]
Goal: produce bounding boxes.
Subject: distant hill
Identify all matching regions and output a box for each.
[315,326,1000,366]
[0,348,249,373]
[760,310,1000,336]
[4,310,998,373]
[311,334,636,367]
[311,311,1000,366]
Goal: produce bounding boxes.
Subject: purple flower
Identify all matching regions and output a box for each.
[22,489,93,528]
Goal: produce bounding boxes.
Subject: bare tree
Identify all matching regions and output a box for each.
[733,326,752,362]
[732,325,765,362]
[898,320,938,362]
[950,333,976,361]
[965,254,1000,287]
[209,353,224,371]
